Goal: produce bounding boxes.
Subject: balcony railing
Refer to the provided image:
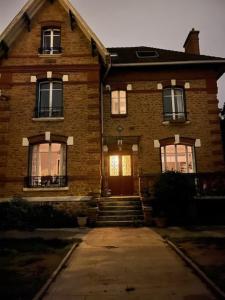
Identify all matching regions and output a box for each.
[38,47,63,54]
[34,106,63,118]
[163,111,188,122]
[24,176,68,188]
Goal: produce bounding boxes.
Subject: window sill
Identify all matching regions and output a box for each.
[111,114,127,118]
[162,120,190,125]
[32,117,64,122]
[38,53,62,58]
[23,187,69,192]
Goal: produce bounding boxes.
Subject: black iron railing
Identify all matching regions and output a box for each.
[34,106,63,118]
[163,111,188,122]
[38,47,63,54]
[24,176,68,188]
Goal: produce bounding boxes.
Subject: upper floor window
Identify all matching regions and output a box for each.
[111,90,127,115]
[27,142,67,188]
[161,144,195,173]
[36,80,63,118]
[163,88,186,121]
[40,28,61,54]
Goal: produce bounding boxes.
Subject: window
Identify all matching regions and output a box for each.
[161,144,195,173]
[41,28,61,54]
[111,90,127,115]
[28,143,67,187]
[36,80,63,118]
[136,50,159,58]
[163,88,185,121]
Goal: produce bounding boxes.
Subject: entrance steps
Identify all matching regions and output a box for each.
[97,196,144,227]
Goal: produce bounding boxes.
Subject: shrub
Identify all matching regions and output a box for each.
[153,171,195,224]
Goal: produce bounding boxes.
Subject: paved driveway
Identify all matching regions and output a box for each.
[43,227,215,300]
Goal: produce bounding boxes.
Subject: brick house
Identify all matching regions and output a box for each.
[0,0,225,199]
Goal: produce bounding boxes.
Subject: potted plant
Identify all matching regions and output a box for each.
[76,209,87,227]
[87,199,98,227]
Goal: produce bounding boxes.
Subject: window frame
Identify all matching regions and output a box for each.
[36,79,63,118]
[28,142,67,187]
[163,87,187,121]
[110,90,127,117]
[41,27,61,55]
[160,144,196,173]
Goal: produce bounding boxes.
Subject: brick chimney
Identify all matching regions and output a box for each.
[183,28,200,55]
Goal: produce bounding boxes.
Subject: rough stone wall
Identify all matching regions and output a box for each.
[0,0,101,197]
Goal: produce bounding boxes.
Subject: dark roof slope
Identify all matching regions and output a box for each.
[107,46,225,65]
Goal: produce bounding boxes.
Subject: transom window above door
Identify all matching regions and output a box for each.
[111,90,127,115]
[161,144,195,173]
[40,28,62,54]
[163,88,186,121]
[35,80,63,118]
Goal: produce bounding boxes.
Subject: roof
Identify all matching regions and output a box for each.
[0,0,109,62]
[107,46,225,66]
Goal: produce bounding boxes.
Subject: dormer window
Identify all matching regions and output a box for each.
[136,50,159,58]
[40,28,61,54]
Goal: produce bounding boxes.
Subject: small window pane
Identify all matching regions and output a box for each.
[111,98,119,114]
[120,97,127,114]
[109,155,119,176]
[122,155,131,176]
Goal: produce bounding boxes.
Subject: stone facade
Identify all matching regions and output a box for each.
[0,0,101,198]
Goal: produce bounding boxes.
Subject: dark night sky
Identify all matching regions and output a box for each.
[1,0,225,107]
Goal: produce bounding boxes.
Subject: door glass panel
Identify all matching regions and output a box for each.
[122,155,131,176]
[109,155,119,176]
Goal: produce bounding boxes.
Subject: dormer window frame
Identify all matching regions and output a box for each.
[40,26,62,55]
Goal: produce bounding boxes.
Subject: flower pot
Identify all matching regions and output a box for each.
[77,216,87,227]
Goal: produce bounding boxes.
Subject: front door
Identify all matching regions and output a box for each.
[108,154,133,195]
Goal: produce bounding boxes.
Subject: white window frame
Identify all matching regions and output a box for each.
[42,28,61,55]
[163,88,185,120]
[161,144,196,173]
[38,80,62,117]
[111,90,127,115]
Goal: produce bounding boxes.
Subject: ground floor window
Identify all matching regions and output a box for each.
[161,144,195,173]
[28,143,67,187]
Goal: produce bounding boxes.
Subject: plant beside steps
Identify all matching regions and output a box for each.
[97,196,144,227]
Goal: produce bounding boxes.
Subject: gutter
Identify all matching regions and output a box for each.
[111,60,225,67]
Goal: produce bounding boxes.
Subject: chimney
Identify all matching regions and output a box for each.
[183,28,200,55]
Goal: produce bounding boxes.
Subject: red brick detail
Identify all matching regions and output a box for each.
[213,161,225,167]
[212,150,223,155]
[206,78,217,94]
[88,104,99,109]
[0,65,100,73]
[209,120,220,125]
[87,138,99,143]
[207,99,218,105]
[28,134,67,144]
[210,130,221,135]
[88,115,100,120]
[208,109,219,114]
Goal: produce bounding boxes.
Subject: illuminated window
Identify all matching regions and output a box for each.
[36,80,63,118]
[122,155,131,176]
[161,144,195,173]
[28,143,67,187]
[163,88,185,121]
[111,90,127,115]
[41,28,61,54]
[109,155,119,176]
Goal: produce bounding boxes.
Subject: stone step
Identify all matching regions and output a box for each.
[96,220,144,227]
[99,210,142,216]
[98,215,144,221]
[99,200,141,206]
[98,205,141,211]
[100,197,140,201]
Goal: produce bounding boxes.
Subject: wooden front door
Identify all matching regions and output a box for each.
[108,154,133,195]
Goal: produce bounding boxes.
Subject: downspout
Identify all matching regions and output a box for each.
[100,55,111,196]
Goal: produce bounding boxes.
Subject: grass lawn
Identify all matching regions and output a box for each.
[0,238,78,300]
[154,226,225,293]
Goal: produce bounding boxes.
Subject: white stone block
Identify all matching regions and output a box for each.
[171,79,176,86]
[185,82,190,89]
[157,83,163,90]
[195,139,201,147]
[132,144,138,152]
[127,84,132,91]
[154,140,160,148]
[47,71,52,79]
[22,138,29,147]
[45,131,51,141]
[175,134,180,144]
[63,75,69,82]
[103,145,108,152]
[67,136,74,146]
[30,76,37,83]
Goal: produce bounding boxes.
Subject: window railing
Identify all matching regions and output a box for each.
[34,106,63,118]
[163,111,188,122]
[24,176,68,188]
[38,47,63,54]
